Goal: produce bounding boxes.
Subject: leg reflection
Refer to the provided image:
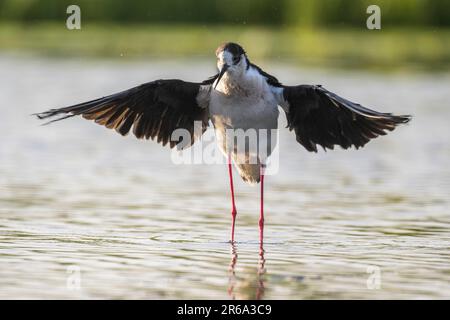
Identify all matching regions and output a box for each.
[227,243,267,300]
[228,243,238,299]
[256,245,266,300]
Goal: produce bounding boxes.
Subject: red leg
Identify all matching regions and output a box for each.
[228,156,237,243]
[259,165,265,245]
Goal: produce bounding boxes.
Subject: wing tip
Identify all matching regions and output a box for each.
[382,113,412,130]
[32,110,53,120]
[395,114,412,124]
[33,109,76,125]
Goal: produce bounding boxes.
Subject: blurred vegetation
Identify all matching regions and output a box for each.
[1,0,448,27]
[0,0,449,71]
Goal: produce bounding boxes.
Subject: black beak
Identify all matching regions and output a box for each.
[214,64,229,89]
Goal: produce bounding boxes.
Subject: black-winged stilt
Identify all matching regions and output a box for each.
[35,42,411,245]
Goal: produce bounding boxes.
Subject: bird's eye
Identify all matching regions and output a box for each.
[233,55,241,64]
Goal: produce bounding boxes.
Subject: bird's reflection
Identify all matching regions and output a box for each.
[227,243,266,300]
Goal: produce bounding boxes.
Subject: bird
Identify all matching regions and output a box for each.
[35,42,411,245]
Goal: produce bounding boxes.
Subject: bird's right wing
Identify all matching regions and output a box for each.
[35,77,218,149]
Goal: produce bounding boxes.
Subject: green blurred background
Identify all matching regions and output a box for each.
[0,0,449,71]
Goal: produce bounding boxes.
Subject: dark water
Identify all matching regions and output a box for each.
[0,56,449,299]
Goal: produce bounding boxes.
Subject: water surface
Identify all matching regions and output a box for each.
[0,56,449,299]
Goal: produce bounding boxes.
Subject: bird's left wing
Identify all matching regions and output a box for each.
[272,84,411,152]
[35,78,217,149]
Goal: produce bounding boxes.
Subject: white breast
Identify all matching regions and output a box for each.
[210,67,279,129]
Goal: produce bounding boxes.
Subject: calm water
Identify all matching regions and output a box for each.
[0,56,449,299]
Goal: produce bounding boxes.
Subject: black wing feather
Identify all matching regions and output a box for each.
[250,63,283,87]
[282,85,411,152]
[35,78,217,149]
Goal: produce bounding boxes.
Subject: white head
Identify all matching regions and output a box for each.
[214,42,249,89]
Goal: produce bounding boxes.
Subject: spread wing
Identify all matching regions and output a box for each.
[35,78,218,149]
[274,84,411,152]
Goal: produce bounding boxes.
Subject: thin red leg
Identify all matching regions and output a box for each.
[228,156,237,243]
[259,165,265,245]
